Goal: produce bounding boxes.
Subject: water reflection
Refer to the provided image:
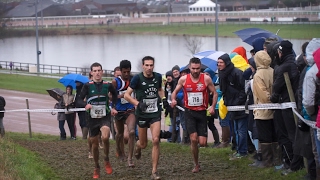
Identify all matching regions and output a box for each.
[0,34,308,74]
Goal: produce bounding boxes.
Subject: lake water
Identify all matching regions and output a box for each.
[0,34,308,74]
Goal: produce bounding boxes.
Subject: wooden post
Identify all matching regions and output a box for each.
[26,99,32,138]
[283,72,298,125]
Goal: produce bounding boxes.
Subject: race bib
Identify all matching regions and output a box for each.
[143,98,158,113]
[90,105,106,118]
[119,90,135,104]
[187,92,203,106]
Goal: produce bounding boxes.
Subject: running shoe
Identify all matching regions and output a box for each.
[128,159,135,168]
[150,172,161,180]
[192,164,201,173]
[99,143,103,149]
[104,161,113,174]
[93,168,100,179]
[88,152,93,159]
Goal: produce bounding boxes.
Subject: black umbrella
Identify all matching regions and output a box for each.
[46,88,65,101]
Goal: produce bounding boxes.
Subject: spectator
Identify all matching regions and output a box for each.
[0,96,6,138]
[217,53,248,160]
[62,85,76,140]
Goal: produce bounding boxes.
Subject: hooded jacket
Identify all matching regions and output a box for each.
[252,51,274,120]
[231,55,250,72]
[232,46,248,63]
[270,47,299,103]
[218,54,247,120]
[302,38,320,118]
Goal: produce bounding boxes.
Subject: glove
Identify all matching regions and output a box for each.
[162,98,169,108]
[138,101,147,112]
[317,129,320,141]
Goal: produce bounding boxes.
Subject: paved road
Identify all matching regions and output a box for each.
[1,88,220,142]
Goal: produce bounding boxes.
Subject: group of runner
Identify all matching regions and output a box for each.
[76,55,218,179]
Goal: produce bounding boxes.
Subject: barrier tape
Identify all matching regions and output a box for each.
[0,102,316,129]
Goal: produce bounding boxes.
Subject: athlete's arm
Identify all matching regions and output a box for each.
[205,74,218,115]
[171,75,186,107]
[77,83,89,108]
[108,84,118,108]
[124,87,139,106]
[111,78,122,98]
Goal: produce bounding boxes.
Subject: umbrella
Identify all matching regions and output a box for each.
[191,50,226,71]
[58,73,89,89]
[46,88,65,101]
[234,28,283,46]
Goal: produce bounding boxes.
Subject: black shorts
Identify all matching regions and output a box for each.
[114,109,135,122]
[185,108,208,137]
[88,113,111,137]
[136,116,161,128]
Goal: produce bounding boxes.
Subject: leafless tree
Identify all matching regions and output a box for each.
[183,35,203,56]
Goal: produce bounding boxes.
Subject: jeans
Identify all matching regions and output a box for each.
[234,116,248,155]
[179,111,186,130]
[219,112,230,127]
[313,129,320,165]
[59,120,66,135]
[77,111,87,128]
[167,117,181,143]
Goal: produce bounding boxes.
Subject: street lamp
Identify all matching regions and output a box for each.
[215,0,218,50]
[35,0,40,73]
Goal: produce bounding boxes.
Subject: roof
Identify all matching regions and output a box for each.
[84,4,97,9]
[6,0,55,17]
[93,0,135,5]
[189,0,216,8]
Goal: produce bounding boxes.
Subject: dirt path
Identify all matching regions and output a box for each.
[1,88,220,142]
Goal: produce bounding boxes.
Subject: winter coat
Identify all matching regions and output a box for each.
[270,53,299,104]
[302,38,320,120]
[54,102,66,121]
[252,51,274,120]
[62,94,75,114]
[75,83,85,108]
[0,96,5,118]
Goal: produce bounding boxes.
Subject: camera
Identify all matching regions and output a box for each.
[159,130,172,139]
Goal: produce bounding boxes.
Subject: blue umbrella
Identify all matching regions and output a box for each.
[191,50,226,71]
[234,28,283,46]
[58,73,89,89]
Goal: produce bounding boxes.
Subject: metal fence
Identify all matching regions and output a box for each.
[0,61,112,76]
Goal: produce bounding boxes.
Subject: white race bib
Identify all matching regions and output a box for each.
[90,105,106,118]
[143,98,158,113]
[187,92,203,106]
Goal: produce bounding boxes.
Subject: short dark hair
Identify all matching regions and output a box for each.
[90,62,102,71]
[189,57,201,65]
[142,56,154,65]
[302,41,309,55]
[120,60,131,70]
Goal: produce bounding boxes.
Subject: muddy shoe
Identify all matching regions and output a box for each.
[88,152,93,159]
[128,159,135,168]
[150,172,161,180]
[192,164,201,173]
[134,146,141,160]
[104,161,113,174]
[93,168,100,179]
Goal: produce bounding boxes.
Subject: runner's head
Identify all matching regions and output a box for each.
[113,66,121,77]
[189,57,201,79]
[141,56,155,77]
[120,60,131,80]
[90,62,103,82]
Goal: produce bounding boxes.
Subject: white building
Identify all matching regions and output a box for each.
[188,0,220,13]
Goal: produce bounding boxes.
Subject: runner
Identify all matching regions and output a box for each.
[124,56,164,180]
[77,62,118,179]
[111,60,136,167]
[171,57,218,173]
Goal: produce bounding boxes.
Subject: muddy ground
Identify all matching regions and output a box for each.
[15,138,244,180]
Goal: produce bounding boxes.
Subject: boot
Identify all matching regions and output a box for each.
[82,127,89,140]
[60,133,66,140]
[0,128,5,138]
[211,130,220,148]
[217,126,230,148]
[261,143,273,167]
[272,142,282,166]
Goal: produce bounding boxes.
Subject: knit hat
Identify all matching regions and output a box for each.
[172,65,180,72]
[218,53,231,66]
[278,40,293,56]
[165,70,173,78]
